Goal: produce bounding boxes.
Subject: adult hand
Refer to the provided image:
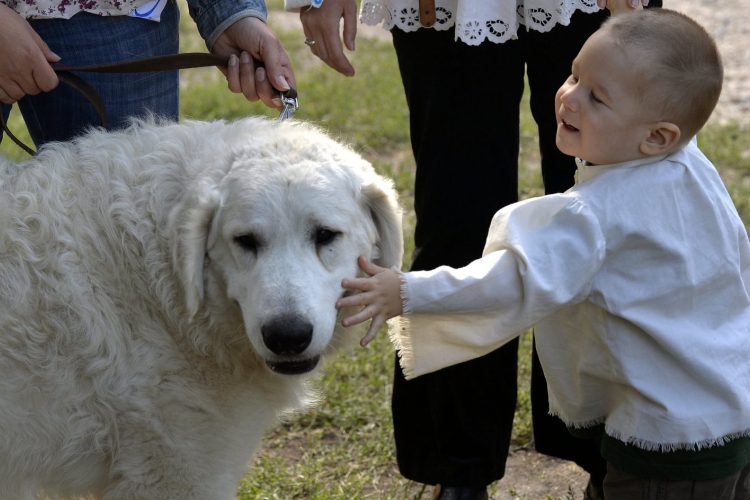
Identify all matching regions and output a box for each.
[300,0,358,76]
[212,16,296,109]
[597,0,648,16]
[0,3,59,104]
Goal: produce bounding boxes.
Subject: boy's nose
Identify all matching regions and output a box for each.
[560,88,578,112]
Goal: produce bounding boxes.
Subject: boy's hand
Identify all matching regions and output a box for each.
[597,0,647,16]
[336,256,404,346]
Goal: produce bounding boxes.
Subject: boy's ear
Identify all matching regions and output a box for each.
[640,122,681,156]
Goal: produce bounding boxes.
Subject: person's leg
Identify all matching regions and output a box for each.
[522,8,610,497]
[734,461,750,498]
[604,463,743,500]
[390,25,525,492]
[19,0,180,147]
[524,8,608,195]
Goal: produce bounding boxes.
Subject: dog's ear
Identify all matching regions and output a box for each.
[170,181,222,318]
[361,175,404,270]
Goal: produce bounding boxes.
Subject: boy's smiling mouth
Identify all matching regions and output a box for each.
[562,119,579,132]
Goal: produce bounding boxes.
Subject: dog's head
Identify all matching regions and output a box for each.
[171,118,403,375]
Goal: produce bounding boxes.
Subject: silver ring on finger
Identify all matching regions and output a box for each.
[304,39,315,47]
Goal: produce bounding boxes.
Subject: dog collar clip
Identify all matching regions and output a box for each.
[278,88,299,122]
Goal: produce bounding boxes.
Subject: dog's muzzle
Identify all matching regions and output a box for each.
[266,356,320,375]
[261,314,320,375]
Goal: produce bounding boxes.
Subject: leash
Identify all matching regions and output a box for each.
[418,0,436,27]
[0,53,299,157]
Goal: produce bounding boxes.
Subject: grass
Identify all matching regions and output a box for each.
[2,6,749,498]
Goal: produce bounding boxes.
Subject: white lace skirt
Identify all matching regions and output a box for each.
[360,0,601,45]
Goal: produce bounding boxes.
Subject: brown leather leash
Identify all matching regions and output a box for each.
[0,53,298,156]
[419,0,436,27]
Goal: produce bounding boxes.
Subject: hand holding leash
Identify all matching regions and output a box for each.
[0,3,59,105]
[0,53,300,156]
[212,16,296,110]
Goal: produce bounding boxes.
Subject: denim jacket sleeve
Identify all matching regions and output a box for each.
[186,0,268,51]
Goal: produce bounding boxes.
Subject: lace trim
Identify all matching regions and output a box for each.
[361,0,600,46]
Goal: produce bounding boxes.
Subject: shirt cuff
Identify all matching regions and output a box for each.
[284,0,312,11]
[187,0,268,51]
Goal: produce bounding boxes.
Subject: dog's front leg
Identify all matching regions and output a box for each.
[101,456,239,500]
[100,414,243,500]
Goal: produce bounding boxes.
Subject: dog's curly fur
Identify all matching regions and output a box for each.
[0,117,403,499]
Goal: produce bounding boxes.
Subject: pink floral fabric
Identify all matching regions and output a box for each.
[1,0,150,19]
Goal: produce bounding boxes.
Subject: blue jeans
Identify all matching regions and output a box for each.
[2,0,180,147]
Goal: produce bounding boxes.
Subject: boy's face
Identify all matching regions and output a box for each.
[555,30,656,165]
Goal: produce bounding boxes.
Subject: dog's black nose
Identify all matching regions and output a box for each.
[261,315,313,355]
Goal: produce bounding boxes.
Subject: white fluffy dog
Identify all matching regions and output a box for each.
[0,117,403,500]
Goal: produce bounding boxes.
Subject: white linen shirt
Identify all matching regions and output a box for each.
[392,139,750,451]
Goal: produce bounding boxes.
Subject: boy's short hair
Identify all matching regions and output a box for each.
[603,9,723,141]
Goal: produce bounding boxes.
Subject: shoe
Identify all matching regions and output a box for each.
[583,477,605,500]
[432,485,489,500]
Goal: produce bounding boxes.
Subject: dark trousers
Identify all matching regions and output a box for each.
[604,463,750,500]
[390,8,610,487]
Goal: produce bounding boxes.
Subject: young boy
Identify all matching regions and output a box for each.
[336,9,750,498]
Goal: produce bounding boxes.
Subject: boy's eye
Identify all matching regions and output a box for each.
[590,91,603,104]
[568,74,579,84]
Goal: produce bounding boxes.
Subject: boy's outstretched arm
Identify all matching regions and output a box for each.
[336,256,404,346]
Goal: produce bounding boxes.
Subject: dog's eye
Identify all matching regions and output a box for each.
[234,234,258,252]
[315,228,339,246]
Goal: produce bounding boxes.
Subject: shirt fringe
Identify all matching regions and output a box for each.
[388,316,415,380]
[395,267,411,316]
[549,410,750,452]
[386,268,416,379]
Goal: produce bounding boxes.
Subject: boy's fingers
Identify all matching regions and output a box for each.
[341,306,377,327]
[336,290,373,309]
[360,324,380,346]
[341,277,374,292]
[336,294,362,309]
[358,255,387,276]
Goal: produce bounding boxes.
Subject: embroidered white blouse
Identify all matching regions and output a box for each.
[391,139,750,451]
[285,0,601,45]
[1,0,157,20]
[362,0,600,45]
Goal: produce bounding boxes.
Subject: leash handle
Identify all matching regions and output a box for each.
[0,112,35,157]
[2,53,298,156]
[0,71,103,154]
